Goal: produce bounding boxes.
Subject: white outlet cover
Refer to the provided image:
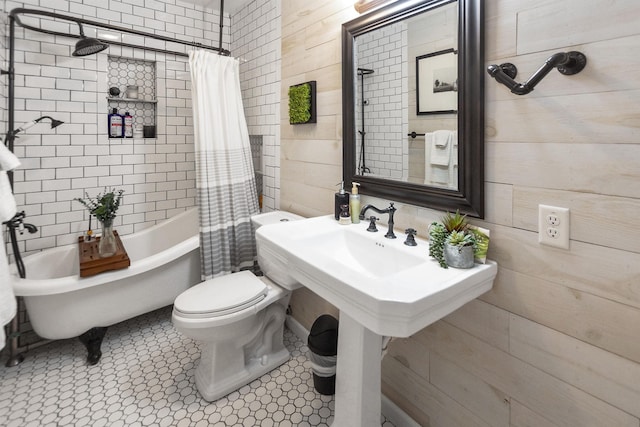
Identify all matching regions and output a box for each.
[538,204,570,249]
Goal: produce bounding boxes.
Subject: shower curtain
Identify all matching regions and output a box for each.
[189,50,260,279]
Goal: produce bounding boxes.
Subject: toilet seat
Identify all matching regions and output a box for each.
[173,271,268,318]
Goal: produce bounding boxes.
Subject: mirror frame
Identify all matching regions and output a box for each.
[342,0,485,217]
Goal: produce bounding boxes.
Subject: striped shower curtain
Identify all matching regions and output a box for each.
[189,50,260,279]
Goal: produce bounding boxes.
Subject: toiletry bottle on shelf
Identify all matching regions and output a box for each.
[123,112,133,138]
[349,182,360,224]
[334,181,350,220]
[108,108,123,138]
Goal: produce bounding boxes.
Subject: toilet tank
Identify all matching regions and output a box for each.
[252,210,304,290]
[251,211,304,229]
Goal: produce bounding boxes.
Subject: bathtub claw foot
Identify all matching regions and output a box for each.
[79,327,108,365]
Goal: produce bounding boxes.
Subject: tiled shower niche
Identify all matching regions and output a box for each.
[107,56,157,138]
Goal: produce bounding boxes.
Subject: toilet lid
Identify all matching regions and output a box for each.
[174,270,268,317]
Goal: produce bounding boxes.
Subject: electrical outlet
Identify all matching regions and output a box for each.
[538,205,570,249]
[546,214,560,226]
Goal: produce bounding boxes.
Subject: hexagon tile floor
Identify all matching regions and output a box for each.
[0,306,396,427]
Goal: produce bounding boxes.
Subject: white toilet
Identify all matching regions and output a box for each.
[171,211,303,402]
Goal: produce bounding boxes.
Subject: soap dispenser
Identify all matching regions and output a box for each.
[349,182,360,224]
[334,181,350,220]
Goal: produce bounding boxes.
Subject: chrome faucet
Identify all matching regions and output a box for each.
[359,203,396,239]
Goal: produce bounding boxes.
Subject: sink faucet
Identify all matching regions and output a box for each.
[359,203,396,239]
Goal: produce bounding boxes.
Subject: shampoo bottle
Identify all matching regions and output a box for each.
[123,111,133,138]
[349,182,360,224]
[108,108,123,138]
[334,181,350,220]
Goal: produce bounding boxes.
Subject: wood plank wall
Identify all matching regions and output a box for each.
[281,0,640,425]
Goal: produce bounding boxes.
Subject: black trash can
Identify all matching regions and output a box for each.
[307,314,339,395]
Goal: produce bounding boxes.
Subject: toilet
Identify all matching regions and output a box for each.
[171,211,303,402]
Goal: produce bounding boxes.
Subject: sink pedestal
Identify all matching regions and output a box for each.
[255,215,497,426]
[333,311,383,426]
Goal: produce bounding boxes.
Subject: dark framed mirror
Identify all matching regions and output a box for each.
[342,0,484,217]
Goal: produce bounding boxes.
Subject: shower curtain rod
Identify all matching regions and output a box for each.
[8,8,231,58]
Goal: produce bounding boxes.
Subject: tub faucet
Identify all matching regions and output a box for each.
[359,203,396,239]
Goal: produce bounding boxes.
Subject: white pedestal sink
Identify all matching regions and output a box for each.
[256,215,497,426]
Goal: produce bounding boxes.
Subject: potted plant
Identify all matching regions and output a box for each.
[428,210,485,269]
[76,188,124,258]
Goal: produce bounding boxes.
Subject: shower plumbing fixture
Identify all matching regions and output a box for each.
[356,67,374,175]
[4,116,65,187]
[487,51,587,95]
[359,202,396,239]
[7,115,64,139]
[73,22,108,57]
[2,211,38,281]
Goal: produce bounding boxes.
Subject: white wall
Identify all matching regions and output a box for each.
[5,0,229,256]
[230,0,281,212]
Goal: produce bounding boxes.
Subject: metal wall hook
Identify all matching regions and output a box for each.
[487,51,587,95]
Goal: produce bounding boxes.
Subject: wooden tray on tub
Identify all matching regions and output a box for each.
[78,230,130,277]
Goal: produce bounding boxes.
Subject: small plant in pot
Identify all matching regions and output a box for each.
[76,188,124,258]
[429,210,478,269]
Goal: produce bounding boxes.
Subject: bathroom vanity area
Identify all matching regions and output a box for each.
[256,216,497,426]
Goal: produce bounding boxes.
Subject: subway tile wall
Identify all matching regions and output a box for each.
[231,0,281,212]
[355,21,408,180]
[4,0,231,256]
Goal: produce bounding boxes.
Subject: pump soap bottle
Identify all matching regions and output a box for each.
[349,182,360,224]
[334,181,350,220]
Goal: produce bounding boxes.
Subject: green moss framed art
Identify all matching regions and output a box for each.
[288,81,317,124]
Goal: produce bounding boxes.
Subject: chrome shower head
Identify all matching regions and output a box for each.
[73,23,108,57]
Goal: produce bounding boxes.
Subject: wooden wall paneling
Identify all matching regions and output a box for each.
[382,385,431,427]
[487,35,640,102]
[385,336,430,380]
[516,0,640,55]
[429,353,510,427]
[442,299,510,352]
[414,321,639,427]
[282,0,356,39]
[382,355,493,427]
[510,313,640,418]
[483,182,513,227]
[513,186,640,253]
[488,91,640,144]
[510,399,560,427]
[486,142,640,199]
[481,268,640,364]
[289,287,338,331]
[487,225,640,309]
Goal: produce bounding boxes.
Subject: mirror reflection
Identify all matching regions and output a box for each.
[354,1,458,189]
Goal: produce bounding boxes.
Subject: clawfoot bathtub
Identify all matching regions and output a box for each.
[11,208,201,364]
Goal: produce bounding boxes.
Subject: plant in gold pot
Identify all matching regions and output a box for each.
[76,188,124,258]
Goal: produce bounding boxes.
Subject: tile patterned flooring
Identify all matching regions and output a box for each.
[0,307,396,426]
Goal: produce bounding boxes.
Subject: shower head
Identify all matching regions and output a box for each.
[12,116,65,135]
[73,23,108,57]
[357,68,375,76]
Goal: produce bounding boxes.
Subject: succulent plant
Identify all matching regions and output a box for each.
[445,230,477,249]
[429,210,483,268]
[440,210,468,233]
[428,222,449,268]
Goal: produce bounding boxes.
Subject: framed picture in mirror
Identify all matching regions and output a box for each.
[416,48,458,115]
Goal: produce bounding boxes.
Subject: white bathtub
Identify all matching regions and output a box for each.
[11,208,202,340]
